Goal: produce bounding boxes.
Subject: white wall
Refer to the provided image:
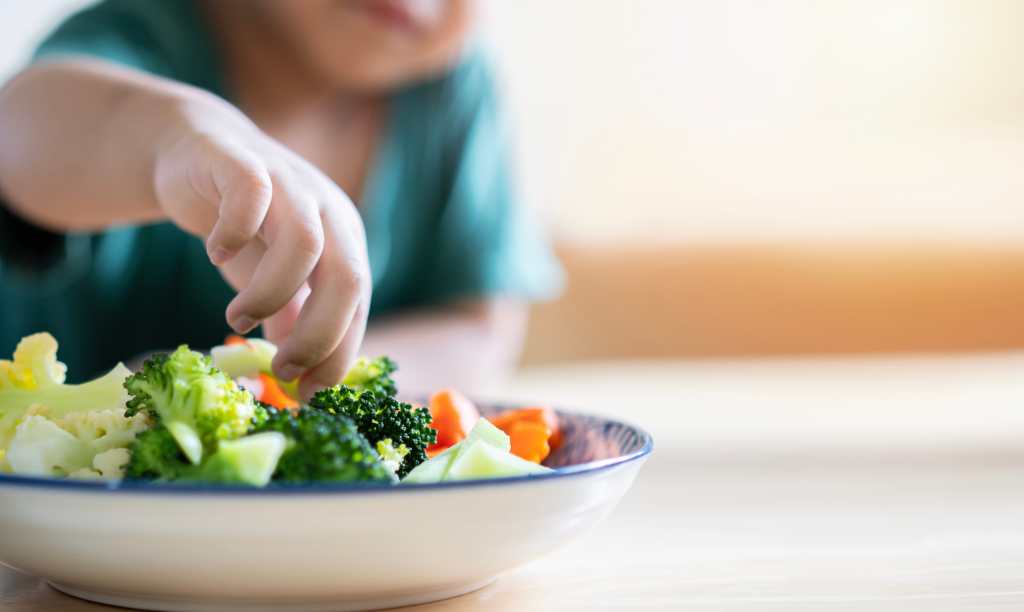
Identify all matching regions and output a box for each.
[0,0,89,78]
[3,1,1024,245]
[484,0,1024,244]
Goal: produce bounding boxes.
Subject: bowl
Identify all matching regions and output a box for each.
[0,406,652,611]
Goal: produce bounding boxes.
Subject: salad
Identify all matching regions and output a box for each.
[0,333,562,487]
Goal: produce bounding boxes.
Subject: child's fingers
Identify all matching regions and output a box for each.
[272,200,368,382]
[261,285,308,345]
[215,239,265,294]
[204,145,273,265]
[298,297,369,400]
[225,175,323,334]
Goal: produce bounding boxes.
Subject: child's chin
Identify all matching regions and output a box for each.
[323,53,462,92]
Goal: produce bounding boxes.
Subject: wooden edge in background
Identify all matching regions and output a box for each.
[521,242,1024,364]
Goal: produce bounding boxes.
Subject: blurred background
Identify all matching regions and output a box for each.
[4,0,1024,365]
[485,0,1024,364]
[5,4,1024,606]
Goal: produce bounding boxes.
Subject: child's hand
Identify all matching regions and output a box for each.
[153,103,370,398]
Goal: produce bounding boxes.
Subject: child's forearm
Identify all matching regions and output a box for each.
[0,59,234,231]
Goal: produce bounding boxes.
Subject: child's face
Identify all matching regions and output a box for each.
[255,0,474,91]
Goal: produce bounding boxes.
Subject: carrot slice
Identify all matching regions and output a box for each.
[258,373,299,410]
[427,389,480,452]
[225,335,248,346]
[490,407,562,450]
[507,420,552,463]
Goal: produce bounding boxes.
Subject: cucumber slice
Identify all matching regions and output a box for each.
[198,432,287,487]
[400,444,459,484]
[445,439,552,481]
[463,417,511,452]
[210,339,278,379]
[400,418,527,484]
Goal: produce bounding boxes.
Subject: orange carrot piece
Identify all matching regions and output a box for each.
[427,389,480,452]
[258,373,299,410]
[507,420,552,463]
[225,335,248,346]
[490,407,562,450]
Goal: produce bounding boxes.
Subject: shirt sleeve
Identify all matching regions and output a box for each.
[420,55,564,304]
[31,0,218,86]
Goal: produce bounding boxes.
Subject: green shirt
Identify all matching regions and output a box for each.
[0,0,562,381]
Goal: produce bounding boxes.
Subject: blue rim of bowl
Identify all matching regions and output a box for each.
[0,409,653,496]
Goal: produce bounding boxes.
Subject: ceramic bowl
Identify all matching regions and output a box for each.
[0,407,652,611]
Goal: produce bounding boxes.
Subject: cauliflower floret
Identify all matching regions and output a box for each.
[6,408,150,480]
[69,448,133,480]
[0,333,130,449]
[92,447,132,478]
[60,409,148,453]
[6,416,90,476]
[0,332,67,390]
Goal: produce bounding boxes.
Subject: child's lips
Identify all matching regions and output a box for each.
[359,0,421,31]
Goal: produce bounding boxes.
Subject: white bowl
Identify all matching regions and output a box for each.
[0,408,651,611]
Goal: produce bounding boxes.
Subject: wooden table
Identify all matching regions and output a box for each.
[6,353,1024,611]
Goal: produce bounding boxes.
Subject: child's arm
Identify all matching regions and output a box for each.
[0,60,185,230]
[0,59,371,398]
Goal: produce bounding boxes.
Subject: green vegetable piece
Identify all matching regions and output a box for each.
[308,385,434,478]
[445,440,552,481]
[401,445,460,484]
[209,339,278,379]
[375,439,410,478]
[126,426,286,486]
[401,418,541,484]
[125,426,188,481]
[251,405,395,484]
[124,346,256,464]
[463,417,511,452]
[164,421,202,465]
[193,432,286,487]
[341,357,398,396]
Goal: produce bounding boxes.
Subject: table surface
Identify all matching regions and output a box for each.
[6,352,1024,611]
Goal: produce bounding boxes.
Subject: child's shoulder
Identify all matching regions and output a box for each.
[34,0,221,93]
[39,0,204,48]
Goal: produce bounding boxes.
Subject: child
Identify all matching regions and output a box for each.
[0,0,561,396]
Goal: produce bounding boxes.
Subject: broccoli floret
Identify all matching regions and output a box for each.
[250,405,394,484]
[124,346,256,465]
[308,386,434,478]
[126,426,189,481]
[126,425,285,487]
[342,357,398,396]
[375,439,410,479]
